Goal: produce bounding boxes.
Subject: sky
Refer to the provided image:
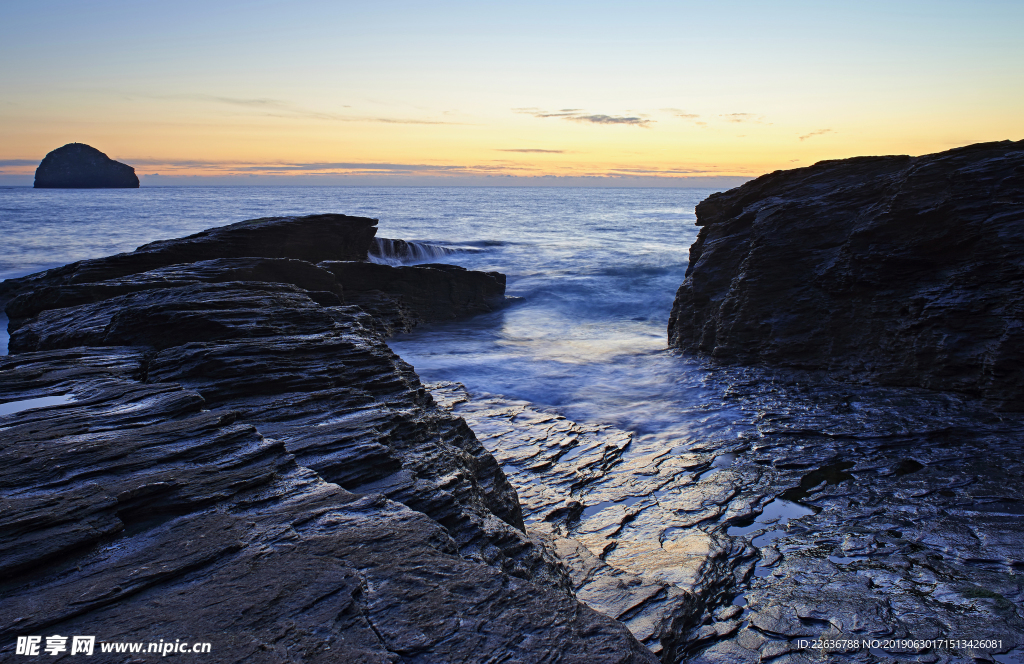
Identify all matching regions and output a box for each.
[1,0,1022,186]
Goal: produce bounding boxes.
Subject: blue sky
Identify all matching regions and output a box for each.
[2,0,1022,185]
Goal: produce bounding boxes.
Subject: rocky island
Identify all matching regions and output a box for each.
[33,143,140,188]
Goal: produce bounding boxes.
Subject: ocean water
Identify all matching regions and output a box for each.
[0,185,738,445]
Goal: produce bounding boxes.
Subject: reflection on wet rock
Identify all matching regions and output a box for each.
[433,368,1024,663]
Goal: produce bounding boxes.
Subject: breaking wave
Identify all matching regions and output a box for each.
[368,237,481,265]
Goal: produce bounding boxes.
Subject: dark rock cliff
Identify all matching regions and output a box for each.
[0,214,377,304]
[669,140,1024,408]
[1,215,659,662]
[33,143,140,188]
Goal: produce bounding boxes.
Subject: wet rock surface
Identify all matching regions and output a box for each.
[691,369,1024,663]
[432,367,1024,663]
[669,140,1024,408]
[429,383,703,660]
[320,260,506,326]
[33,143,139,189]
[656,140,1024,660]
[0,214,377,306]
[0,215,657,662]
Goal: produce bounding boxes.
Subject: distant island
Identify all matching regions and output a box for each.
[33,143,139,188]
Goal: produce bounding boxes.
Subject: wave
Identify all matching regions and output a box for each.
[368,237,482,265]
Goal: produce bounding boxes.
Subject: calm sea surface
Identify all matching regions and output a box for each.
[0,185,739,446]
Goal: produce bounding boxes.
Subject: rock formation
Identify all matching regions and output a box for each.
[0,214,660,662]
[669,139,1024,409]
[321,261,505,323]
[33,143,140,188]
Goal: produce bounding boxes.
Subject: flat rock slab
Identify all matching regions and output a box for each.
[429,382,708,659]
[430,365,1024,663]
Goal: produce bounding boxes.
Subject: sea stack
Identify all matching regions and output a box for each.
[33,143,140,188]
[669,139,1024,408]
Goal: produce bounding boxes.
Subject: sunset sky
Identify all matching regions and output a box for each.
[2,0,1022,186]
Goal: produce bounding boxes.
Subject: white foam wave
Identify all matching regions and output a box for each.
[368,237,478,265]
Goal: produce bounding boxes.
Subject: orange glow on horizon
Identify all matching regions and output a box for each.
[2,2,1022,185]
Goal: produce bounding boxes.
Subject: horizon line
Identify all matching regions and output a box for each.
[0,183,743,189]
[0,174,752,189]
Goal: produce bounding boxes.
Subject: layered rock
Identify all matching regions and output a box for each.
[0,214,377,304]
[321,260,506,324]
[0,215,658,662]
[33,143,140,188]
[429,383,710,661]
[668,140,1024,408]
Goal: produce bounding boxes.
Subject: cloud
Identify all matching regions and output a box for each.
[367,117,456,125]
[608,167,725,175]
[721,113,760,123]
[117,157,762,182]
[515,107,653,127]
[165,94,344,121]
[152,93,457,125]
[256,162,457,172]
[496,149,565,153]
[799,129,833,141]
[121,159,547,177]
[661,109,706,125]
[0,158,40,174]
[201,96,303,110]
[576,114,651,126]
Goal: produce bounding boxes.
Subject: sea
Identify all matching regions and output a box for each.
[0,185,739,447]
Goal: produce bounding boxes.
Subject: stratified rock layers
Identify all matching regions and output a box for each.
[33,143,140,188]
[0,214,658,663]
[668,140,1024,408]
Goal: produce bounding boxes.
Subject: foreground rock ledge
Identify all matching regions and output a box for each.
[669,139,1024,409]
[0,214,660,662]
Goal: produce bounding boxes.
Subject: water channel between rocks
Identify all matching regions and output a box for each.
[364,189,1024,663]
